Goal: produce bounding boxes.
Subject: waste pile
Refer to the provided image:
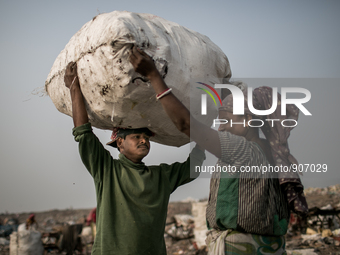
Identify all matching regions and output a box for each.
[286,184,340,255]
[163,185,340,255]
[0,209,91,255]
[1,184,340,254]
[305,184,340,199]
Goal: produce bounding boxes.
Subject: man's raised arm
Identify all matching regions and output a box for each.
[64,62,88,127]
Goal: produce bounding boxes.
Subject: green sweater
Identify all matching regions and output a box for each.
[73,123,205,255]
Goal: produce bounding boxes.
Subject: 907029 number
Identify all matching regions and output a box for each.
[291,164,327,173]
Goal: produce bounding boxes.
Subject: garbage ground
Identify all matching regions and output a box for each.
[1,184,340,255]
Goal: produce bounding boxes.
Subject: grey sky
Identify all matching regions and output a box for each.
[0,0,339,213]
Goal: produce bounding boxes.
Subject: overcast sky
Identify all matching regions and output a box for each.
[0,0,339,214]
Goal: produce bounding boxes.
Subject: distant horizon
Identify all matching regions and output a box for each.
[0,183,338,215]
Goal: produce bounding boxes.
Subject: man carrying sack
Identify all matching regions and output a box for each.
[64,62,205,255]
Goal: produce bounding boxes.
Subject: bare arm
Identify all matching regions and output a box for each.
[64,62,88,127]
[129,46,221,158]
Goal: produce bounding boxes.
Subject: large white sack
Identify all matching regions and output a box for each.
[192,201,208,249]
[10,231,44,255]
[45,11,231,146]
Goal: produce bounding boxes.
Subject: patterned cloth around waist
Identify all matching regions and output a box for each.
[206,229,286,255]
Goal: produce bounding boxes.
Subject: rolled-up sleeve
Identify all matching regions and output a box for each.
[218,131,251,167]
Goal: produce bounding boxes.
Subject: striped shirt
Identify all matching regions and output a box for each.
[206,131,289,236]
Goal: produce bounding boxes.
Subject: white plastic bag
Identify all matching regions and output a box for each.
[10,230,44,255]
[45,11,231,146]
[192,201,208,249]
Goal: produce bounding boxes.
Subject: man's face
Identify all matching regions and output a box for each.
[117,133,150,163]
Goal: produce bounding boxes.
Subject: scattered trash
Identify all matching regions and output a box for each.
[165,214,194,240]
[1,184,340,254]
[286,249,319,255]
[0,237,9,246]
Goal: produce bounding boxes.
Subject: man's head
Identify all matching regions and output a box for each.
[107,128,153,163]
